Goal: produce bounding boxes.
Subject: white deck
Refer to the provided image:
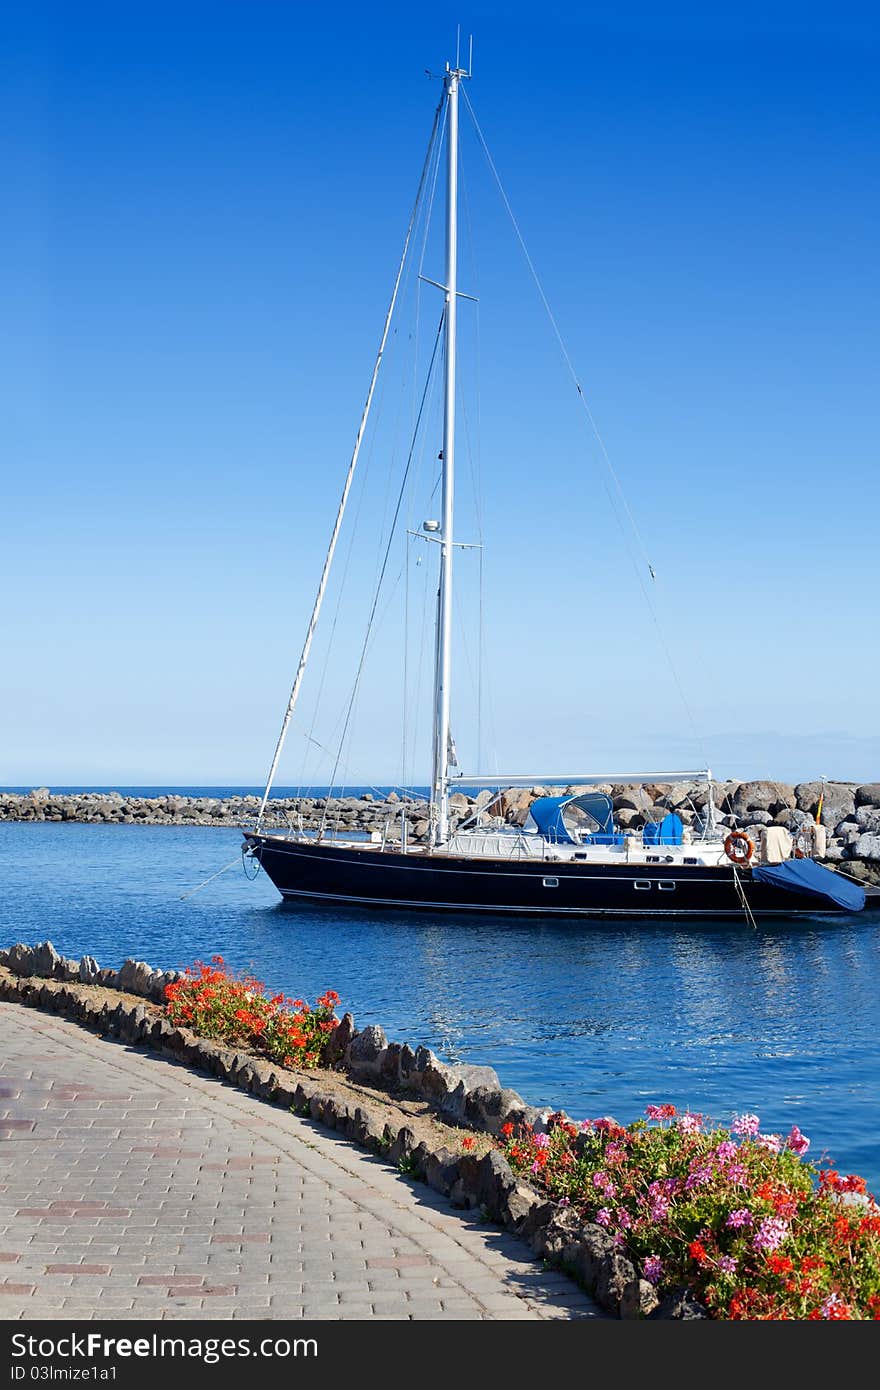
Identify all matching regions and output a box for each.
[259,827,731,868]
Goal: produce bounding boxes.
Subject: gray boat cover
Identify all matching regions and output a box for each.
[752,858,865,912]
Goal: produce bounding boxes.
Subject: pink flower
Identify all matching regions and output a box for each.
[753,1216,788,1253]
[726,1208,753,1229]
[530,1160,541,1175]
[615,1208,632,1229]
[533,1132,551,1150]
[717,1255,738,1275]
[685,1164,712,1190]
[786,1125,810,1157]
[676,1112,703,1135]
[725,1163,747,1186]
[649,1198,669,1222]
[714,1141,737,1162]
[591,1170,617,1197]
[595,1207,611,1227]
[643,1255,663,1285]
[646,1103,675,1121]
[732,1112,761,1137]
[757,1133,782,1154]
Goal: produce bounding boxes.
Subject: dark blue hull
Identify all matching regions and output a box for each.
[243,834,855,918]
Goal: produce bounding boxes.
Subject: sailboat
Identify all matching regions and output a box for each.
[243,58,865,920]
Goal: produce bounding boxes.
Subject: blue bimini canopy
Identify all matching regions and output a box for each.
[528,792,615,844]
[752,859,865,912]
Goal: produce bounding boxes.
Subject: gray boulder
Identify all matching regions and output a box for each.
[773,808,814,831]
[324,1011,356,1067]
[448,1061,501,1092]
[462,1085,527,1136]
[613,787,654,812]
[31,942,61,977]
[419,1054,456,1102]
[656,783,699,810]
[854,834,880,862]
[475,1150,518,1221]
[1,943,37,976]
[346,1024,388,1079]
[116,959,158,997]
[596,1250,638,1313]
[78,955,101,984]
[856,784,880,807]
[731,781,795,817]
[621,1279,661,1319]
[565,1223,615,1291]
[855,806,880,833]
[819,787,857,829]
[795,782,856,826]
[423,1148,460,1197]
[648,1286,709,1320]
[834,820,861,842]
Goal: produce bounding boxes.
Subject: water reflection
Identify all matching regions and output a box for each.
[2,822,878,1189]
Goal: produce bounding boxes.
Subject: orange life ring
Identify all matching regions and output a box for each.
[724,830,754,865]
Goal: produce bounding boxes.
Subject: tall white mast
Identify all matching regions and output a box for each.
[431,61,467,846]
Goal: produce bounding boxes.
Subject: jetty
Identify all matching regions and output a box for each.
[2,780,879,883]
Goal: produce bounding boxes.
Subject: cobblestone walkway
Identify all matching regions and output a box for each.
[0,1004,601,1321]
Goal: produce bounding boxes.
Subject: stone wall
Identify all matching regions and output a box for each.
[2,782,878,880]
[0,940,704,1319]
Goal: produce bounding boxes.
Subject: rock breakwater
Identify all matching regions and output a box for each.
[2,780,879,882]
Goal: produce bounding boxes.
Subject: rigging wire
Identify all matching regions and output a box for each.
[297,315,400,798]
[462,88,656,580]
[461,87,708,766]
[256,95,444,825]
[300,185,435,798]
[321,313,446,831]
[306,309,445,807]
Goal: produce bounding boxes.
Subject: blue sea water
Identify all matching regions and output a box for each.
[2,820,879,1193]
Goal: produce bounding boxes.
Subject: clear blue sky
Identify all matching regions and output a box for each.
[3,2,878,787]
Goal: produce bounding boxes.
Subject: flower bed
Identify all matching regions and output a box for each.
[164,955,340,1069]
[496,1105,880,1318]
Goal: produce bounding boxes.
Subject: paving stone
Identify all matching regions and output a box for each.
[0,1001,602,1322]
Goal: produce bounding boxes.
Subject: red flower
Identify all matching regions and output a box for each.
[688,1241,709,1266]
[461,1136,475,1151]
[825,1302,852,1320]
[501,1122,514,1138]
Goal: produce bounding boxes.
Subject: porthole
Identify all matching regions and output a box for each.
[658,881,677,892]
[634,880,652,891]
[543,876,559,888]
